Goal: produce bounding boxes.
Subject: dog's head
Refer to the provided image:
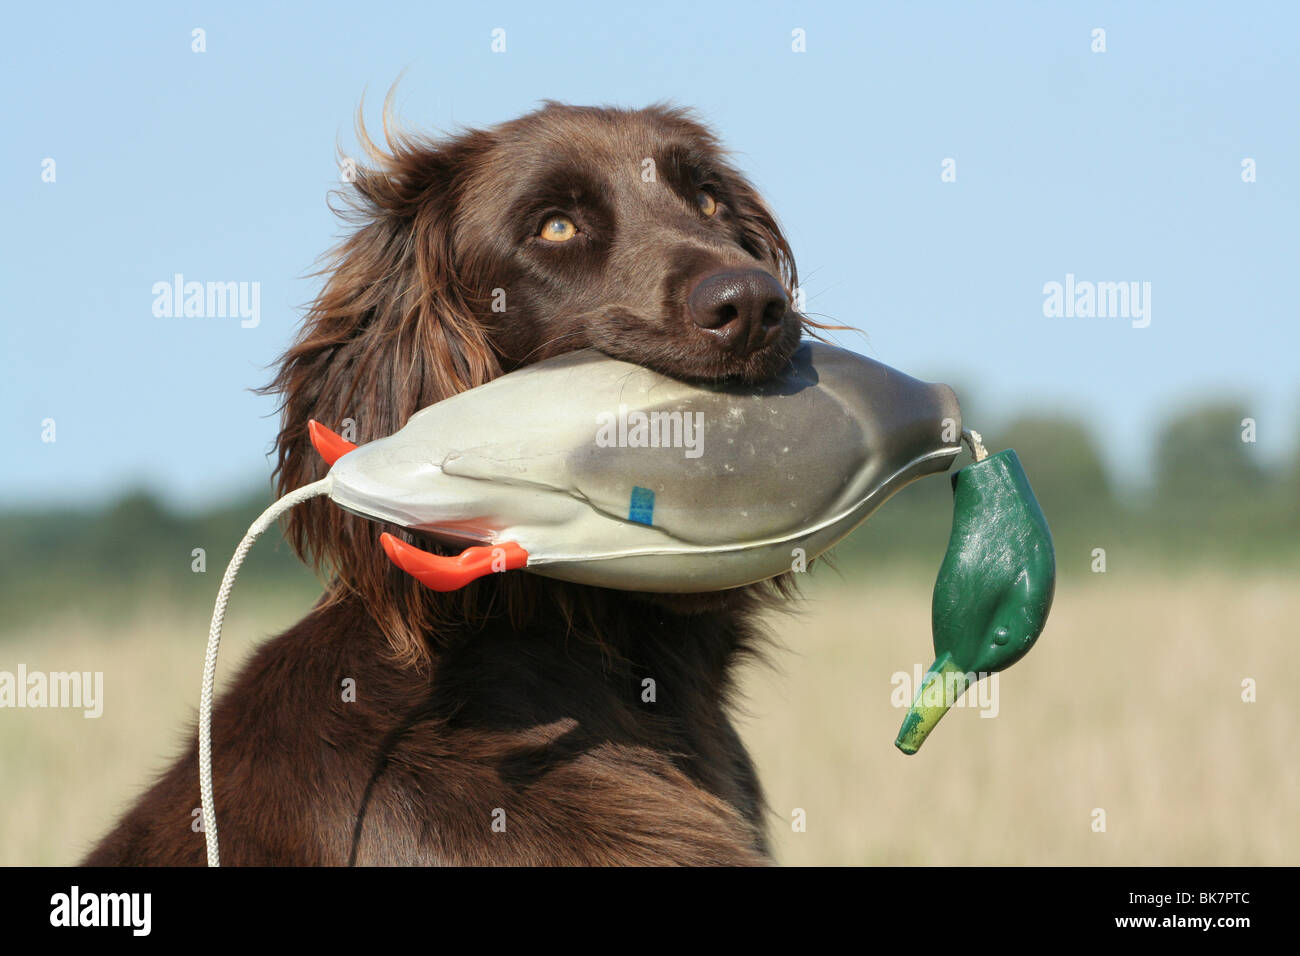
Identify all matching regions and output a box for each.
[265,101,819,662]
[456,102,802,383]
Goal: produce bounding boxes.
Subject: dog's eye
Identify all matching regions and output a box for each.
[539,215,578,242]
[696,191,718,217]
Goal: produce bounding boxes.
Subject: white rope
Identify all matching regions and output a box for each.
[199,478,331,866]
[961,427,989,463]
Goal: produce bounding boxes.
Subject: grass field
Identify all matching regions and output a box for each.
[2,569,1295,866]
[741,570,1297,865]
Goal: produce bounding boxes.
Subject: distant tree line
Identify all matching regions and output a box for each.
[839,399,1299,577]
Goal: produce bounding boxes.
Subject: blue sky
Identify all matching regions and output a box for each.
[4,1,1297,509]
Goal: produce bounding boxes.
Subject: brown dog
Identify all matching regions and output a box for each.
[86,102,826,865]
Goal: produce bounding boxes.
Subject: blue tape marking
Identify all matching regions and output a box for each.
[628,486,655,526]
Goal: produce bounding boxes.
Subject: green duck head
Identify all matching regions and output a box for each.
[896,449,1055,754]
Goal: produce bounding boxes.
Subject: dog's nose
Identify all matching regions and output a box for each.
[687,268,789,357]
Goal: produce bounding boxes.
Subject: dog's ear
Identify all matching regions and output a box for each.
[723,165,853,340]
[260,116,503,665]
[721,174,799,302]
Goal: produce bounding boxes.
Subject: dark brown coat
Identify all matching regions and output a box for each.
[87,101,835,866]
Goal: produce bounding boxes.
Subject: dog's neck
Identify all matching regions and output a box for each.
[325,577,786,849]
[412,580,781,700]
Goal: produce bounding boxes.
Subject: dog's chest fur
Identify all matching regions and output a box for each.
[85,593,771,866]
